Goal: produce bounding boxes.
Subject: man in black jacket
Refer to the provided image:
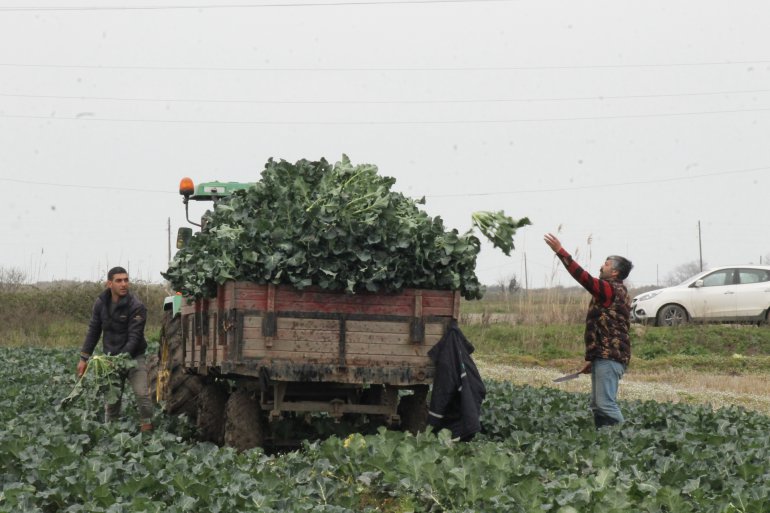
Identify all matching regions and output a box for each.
[76,266,153,432]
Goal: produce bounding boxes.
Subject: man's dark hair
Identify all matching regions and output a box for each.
[607,256,633,280]
[107,266,128,281]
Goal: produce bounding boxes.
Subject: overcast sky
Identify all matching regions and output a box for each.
[1,0,769,291]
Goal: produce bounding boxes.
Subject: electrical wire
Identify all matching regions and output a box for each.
[2,106,770,125]
[1,164,767,196]
[2,60,770,72]
[427,166,770,197]
[3,88,770,105]
[0,177,173,194]
[0,0,515,12]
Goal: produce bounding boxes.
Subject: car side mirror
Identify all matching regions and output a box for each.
[176,227,193,249]
[692,279,704,288]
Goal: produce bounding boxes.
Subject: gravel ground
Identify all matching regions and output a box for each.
[477,358,770,416]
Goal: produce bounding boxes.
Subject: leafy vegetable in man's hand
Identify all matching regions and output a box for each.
[61,354,135,409]
[471,211,532,256]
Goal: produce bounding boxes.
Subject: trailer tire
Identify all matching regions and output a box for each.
[197,381,228,445]
[224,389,264,451]
[398,385,429,435]
[157,310,202,421]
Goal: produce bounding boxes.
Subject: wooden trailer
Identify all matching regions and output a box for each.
[162,282,460,447]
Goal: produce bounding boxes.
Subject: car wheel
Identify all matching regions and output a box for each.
[656,304,688,326]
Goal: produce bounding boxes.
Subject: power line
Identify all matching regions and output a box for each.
[2,105,770,125]
[0,177,173,194]
[2,59,770,72]
[428,166,770,198]
[3,88,770,105]
[0,0,514,12]
[2,165,767,196]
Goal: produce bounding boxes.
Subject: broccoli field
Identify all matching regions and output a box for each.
[2,347,770,513]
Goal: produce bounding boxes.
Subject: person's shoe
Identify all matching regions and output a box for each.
[593,413,620,430]
[140,422,153,433]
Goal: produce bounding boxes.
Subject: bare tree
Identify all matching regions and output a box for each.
[495,276,509,299]
[495,274,522,299]
[664,260,707,286]
[508,276,521,294]
[0,266,28,292]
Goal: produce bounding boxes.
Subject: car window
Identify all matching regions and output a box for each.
[738,269,770,284]
[701,269,734,287]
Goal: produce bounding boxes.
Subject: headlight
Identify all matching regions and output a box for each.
[636,290,663,302]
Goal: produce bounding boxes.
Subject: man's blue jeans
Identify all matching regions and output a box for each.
[590,358,626,427]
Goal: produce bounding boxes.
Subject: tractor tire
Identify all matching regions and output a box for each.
[146,354,160,404]
[223,388,264,451]
[197,381,229,445]
[398,385,429,435]
[157,310,202,421]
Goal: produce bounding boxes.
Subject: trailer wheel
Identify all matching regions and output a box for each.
[197,381,228,445]
[155,310,202,421]
[224,388,264,451]
[398,385,429,435]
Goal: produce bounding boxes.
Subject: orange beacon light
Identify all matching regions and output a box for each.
[179,177,195,198]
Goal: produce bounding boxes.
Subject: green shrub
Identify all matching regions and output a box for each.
[0,281,167,348]
[634,342,669,360]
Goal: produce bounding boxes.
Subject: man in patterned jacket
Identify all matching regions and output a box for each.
[544,233,633,429]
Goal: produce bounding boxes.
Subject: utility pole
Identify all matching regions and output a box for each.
[167,217,171,264]
[698,220,703,272]
[523,252,529,291]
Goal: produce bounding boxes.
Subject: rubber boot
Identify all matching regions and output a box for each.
[140,422,153,433]
[593,412,619,430]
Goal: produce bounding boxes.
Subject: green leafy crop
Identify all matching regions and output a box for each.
[5,348,770,512]
[60,353,136,410]
[163,156,529,300]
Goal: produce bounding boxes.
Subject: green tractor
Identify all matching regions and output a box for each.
[152,178,251,419]
[160,177,251,320]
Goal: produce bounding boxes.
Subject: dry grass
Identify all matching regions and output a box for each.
[461,289,588,325]
[461,284,659,326]
[477,358,770,416]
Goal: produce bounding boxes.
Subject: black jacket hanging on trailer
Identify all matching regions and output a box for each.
[427,322,486,441]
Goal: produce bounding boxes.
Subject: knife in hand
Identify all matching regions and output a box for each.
[553,372,581,383]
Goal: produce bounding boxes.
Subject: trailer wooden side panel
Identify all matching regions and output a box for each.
[183,282,459,385]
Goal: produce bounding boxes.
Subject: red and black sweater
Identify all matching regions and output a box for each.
[555,248,631,365]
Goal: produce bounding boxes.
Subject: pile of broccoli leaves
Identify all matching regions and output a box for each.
[163,156,529,300]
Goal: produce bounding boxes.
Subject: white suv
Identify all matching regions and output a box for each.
[631,266,770,326]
